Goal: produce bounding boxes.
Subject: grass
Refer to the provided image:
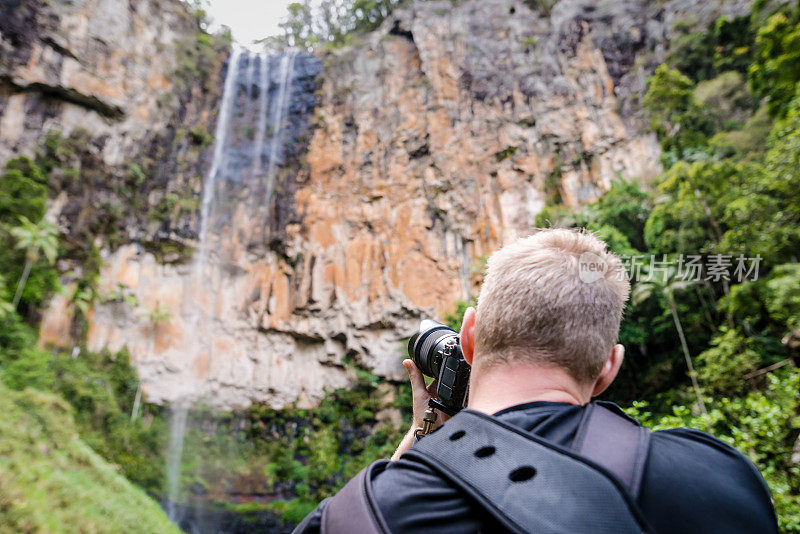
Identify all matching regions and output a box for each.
[0,381,179,534]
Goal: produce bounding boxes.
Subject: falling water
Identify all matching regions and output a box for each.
[163,47,315,529]
[251,53,271,177]
[263,50,298,209]
[196,47,243,263]
[166,405,189,522]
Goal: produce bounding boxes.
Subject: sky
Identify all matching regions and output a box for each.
[204,0,296,47]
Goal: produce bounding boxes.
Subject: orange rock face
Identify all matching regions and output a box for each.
[0,0,197,167]
[32,0,698,409]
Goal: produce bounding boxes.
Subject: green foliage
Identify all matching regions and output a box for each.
[150,192,180,222]
[693,70,758,130]
[9,216,60,308]
[709,104,772,159]
[0,311,54,391]
[648,10,792,161]
[0,190,165,501]
[749,8,800,117]
[169,378,409,523]
[10,216,59,265]
[626,368,800,533]
[443,298,476,331]
[493,145,518,162]
[694,327,761,396]
[534,203,591,229]
[644,159,738,254]
[532,177,649,256]
[588,177,650,251]
[644,64,693,123]
[269,0,405,50]
[543,162,563,206]
[189,125,214,147]
[0,381,179,533]
[0,158,60,311]
[644,65,715,157]
[763,264,800,332]
[175,6,231,92]
[0,341,169,495]
[667,15,754,81]
[719,96,800,264]
[268,498,318,525]
[0,157,48,225]
[128,162,146,187]
[102,283,139,308]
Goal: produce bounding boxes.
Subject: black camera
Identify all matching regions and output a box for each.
[407,320,471,416]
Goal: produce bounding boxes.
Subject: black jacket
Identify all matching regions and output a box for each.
[295,401,779,533]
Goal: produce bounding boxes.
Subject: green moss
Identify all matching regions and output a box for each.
[149,192,180,222]
[189,125,214,147]
[493,145,518,162]
[128,163,147,187]
[543,165,562,206]
[141,238,194,265]
[175,22,231,94]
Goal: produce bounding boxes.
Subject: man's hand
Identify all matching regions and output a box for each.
[390,359,451,461]
[402,359,442,428]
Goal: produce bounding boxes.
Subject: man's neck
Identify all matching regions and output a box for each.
[466,360,591,415]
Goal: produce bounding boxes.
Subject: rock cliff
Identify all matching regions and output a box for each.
[0,0,198,165]
[4,0,751,408]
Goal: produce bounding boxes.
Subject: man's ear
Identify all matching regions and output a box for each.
[460,307,477,366]
[591,344,624,397]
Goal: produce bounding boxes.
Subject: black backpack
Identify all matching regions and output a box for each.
[315,403,652,533]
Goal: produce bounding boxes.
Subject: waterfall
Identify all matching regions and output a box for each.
[196,47,243,266]
[163,47,309,529]
[263,50,298,209]
[165,405,189,522]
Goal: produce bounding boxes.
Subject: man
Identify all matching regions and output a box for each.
[296,228,779,533]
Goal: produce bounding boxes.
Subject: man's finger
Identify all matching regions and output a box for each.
[402,359,428,393]
[426,379,438,397]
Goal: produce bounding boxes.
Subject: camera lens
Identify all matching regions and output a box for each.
[408,320,459,378]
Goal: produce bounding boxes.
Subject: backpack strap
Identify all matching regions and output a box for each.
[404,409,649,533]
[320,460,390,534]
[574,403,652,500]
[318,406,652,534]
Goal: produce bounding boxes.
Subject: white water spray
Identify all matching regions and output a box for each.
[164,47,300,528]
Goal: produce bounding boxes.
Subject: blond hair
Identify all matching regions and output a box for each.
[475,228,630,383]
